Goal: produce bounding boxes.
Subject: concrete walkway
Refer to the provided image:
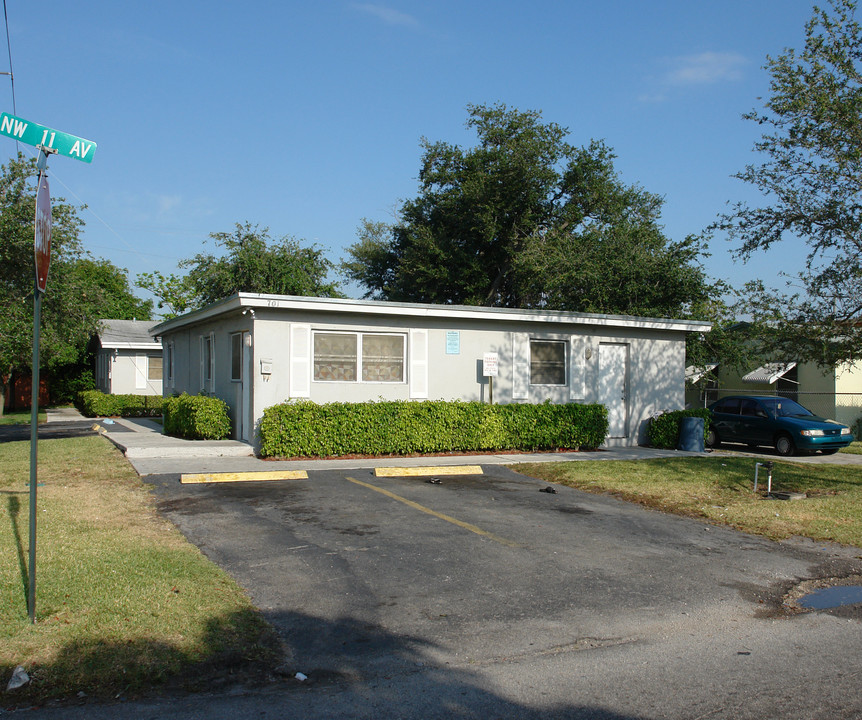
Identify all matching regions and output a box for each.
[48,408,709,476]
[49,407,862,476]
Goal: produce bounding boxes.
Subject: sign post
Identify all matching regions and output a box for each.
[0,112,96,624]
[28,158,51,624]
[483,352,499,405]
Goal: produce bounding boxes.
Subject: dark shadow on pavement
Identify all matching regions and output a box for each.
[0,422,96,444]
[5,607,649,720]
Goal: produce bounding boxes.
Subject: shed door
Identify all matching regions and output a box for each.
[599,343,628,439]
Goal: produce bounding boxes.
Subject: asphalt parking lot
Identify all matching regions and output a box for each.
[15,415,862,718]
[69,462,858,720]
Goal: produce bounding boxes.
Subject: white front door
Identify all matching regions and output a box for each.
[241,332,253,443]
[599,343,628,439]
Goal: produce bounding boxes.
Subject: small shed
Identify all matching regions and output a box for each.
[151,294,710,449]
[92,319,163,396]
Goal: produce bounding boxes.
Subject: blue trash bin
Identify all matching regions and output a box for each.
[678,416,705,452]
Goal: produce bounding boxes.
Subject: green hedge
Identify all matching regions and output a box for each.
[648,408,712,449]
[258,399,608,458]
[76,390,164,418]
[163,393,231,440]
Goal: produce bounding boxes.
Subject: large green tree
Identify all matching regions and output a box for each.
[343,104,719,319]
[715,0,862,366]
[138,222,342,318]
[0,153,151,411]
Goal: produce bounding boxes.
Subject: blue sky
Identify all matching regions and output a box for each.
[2,1,819,313]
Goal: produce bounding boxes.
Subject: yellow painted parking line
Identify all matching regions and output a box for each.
[181,470,308,484]
[374,465,483,477]
[345,476,521,548]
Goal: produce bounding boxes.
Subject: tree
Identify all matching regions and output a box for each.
[138,222,342,318]
[0,153,149,411]
[342,104,719,319]
[715,0,862,366]
[70,258,153,321]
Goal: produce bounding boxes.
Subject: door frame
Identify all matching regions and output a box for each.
[598,342,629,439]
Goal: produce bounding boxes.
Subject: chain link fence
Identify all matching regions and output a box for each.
[690,387,862,434]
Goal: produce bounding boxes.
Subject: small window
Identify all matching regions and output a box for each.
[314,333,358,381]
[362,334,404,382]
[165,342,174,386]
[200,334,214,391]
[530,340,566,385]
[147,355,163,381]
[231,333,242,381]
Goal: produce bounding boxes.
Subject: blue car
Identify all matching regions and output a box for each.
[707,395,854,457]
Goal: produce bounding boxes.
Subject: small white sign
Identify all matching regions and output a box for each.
[482,352,499,377]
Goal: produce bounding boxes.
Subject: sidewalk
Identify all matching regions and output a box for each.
[47,408,862,476]
[60,408,710,476]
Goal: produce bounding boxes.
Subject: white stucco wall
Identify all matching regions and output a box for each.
[154,295,702,449]
[96,349,162,396]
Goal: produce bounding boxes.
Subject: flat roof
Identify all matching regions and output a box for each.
[151,293,713,335]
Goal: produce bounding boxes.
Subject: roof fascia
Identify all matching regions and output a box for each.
[151,293,712,334]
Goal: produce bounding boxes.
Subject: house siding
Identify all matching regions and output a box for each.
[153,294,704,450]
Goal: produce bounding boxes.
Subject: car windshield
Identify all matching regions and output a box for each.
[759,398,814,418]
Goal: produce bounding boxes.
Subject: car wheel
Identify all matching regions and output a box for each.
[775,433,795,457]
[821,449,839,455]
[705,427,720,449]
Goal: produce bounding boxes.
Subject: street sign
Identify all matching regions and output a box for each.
[11,113,96,625]
[0,112,96,163]
[34,172,51,292]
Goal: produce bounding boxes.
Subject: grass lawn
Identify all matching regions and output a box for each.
[0,410,47,426]
[1,435,279,705]
[518,456,862,547]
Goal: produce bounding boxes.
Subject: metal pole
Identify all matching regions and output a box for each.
[28,282,41,624]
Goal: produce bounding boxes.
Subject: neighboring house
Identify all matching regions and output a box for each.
[151,293,710,449]
[92,319,163,396]
[686,360,862,428]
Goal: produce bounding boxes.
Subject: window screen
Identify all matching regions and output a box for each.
[362,334,404,382]
[314,333,358,381]
[203,337,213,381]
[530,340,566,385]
[147,355,163,381]
[231,333,242,381]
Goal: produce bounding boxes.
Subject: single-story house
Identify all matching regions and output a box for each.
[686,359,862,429]
[151,294,711,449]
[92,319,163,396]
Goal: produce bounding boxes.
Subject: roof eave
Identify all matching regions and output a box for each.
[150,293,713,335]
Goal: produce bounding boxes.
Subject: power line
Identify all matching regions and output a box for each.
[1,0,14,114]
[1,0,16,155]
